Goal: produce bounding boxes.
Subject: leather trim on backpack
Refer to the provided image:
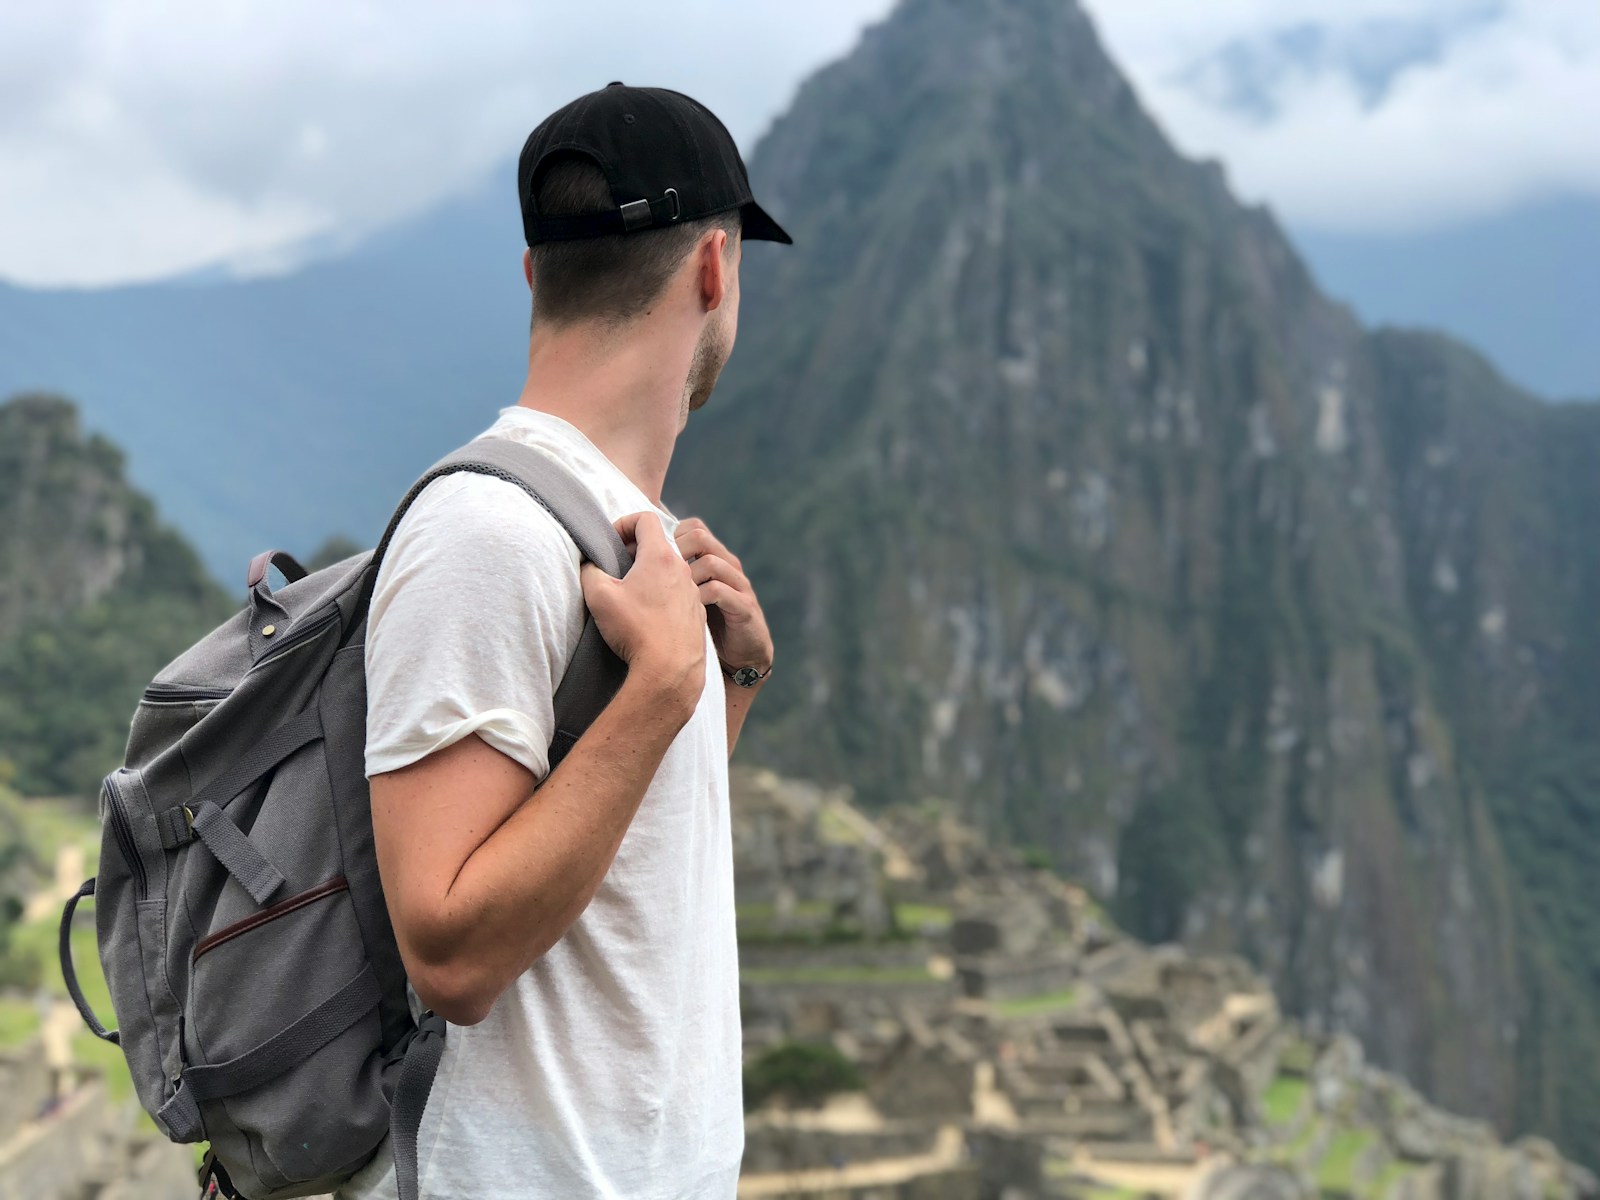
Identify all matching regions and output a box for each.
[193,876,349,962]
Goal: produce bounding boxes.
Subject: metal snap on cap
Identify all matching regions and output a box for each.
[261,624,276,637]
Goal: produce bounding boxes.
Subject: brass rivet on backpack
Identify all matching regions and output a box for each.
[261,624,276,637]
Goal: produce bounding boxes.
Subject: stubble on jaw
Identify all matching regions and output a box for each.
[681,313,733,420]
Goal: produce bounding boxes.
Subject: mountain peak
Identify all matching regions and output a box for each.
[751,0,1171,233]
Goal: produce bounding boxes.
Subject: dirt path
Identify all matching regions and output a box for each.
[22,842,86,924]
[1061,1146,1229,1198]
[737,1125,966,1197]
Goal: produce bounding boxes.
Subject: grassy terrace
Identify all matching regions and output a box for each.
[0,794,134,1099]
[737,900,834,924]
[0,994,40,1048]
[1267,1111,1323,1170]
[894,902,952,931]
[1316,1127,1378,1195]
[1262,1073,1309,1127]
[1368,1159,1422,1197]
[741,964,937,986]
[735,899,953,946]
[16,796,100,861]
[994,987,1082,1018]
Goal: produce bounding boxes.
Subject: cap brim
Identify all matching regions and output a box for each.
[740,199,793,245]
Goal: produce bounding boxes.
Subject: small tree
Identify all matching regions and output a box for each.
[743,1041,864,1112]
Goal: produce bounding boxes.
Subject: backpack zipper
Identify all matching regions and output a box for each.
[141,610,341,701]
[192,876,349,962]
[104,776,148,901]
[141,683,234,703]
[256,609,340,666]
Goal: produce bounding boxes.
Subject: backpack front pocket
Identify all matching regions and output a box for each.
[184,874,388,1196]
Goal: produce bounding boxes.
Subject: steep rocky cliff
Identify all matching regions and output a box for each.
[0,394,230,795]
[670,0,1600,1165]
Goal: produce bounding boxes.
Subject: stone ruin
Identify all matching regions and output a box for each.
[729,767,1599,1200]
[0,1010,194,1199]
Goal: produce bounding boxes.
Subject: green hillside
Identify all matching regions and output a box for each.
[0,394,233,797]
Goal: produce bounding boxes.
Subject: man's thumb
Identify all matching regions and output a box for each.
[580,561,615,602]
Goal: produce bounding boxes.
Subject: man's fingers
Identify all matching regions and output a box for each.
[613,510,674,559]
[615,510,671,545]
[675,525,740,571]
[698,579,749,614]
[613,511,650,546]
[689,554,749,594]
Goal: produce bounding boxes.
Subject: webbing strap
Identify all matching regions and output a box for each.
[390,1012,447,1200]
[157,965,382,1139]
[191,802,286,906]
[193,707,325,815]
[155,708,325,902]
[59,878,118,1045]
[158,800,285,905]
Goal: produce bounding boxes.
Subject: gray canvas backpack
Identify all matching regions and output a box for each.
[58,438,629,1200]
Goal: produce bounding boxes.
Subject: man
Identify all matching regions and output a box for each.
[338,83,790,1199]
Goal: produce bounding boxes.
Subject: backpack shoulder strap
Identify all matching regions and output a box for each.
[369,436,634,770]
[373,437,631,579]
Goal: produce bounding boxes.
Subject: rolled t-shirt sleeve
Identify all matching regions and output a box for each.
[363,473,586,781]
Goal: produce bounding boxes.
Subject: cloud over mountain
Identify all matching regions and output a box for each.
[1095,0,1600,232]
[2,0,1597,284]
[0,0,894,287]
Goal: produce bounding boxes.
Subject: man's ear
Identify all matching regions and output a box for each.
[522,248,534,290]
[698,229,729,313]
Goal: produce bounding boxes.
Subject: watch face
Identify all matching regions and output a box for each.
[733,666,761,687]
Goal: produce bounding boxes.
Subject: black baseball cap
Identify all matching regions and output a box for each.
[518,82,792,247]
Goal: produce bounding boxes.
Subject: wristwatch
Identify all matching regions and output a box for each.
[721,661,772,688]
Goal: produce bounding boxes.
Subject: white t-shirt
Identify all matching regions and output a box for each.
[338,406,743,1200]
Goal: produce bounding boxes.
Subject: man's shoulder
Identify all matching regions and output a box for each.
[370,469,585,619]
[392,468,576,562]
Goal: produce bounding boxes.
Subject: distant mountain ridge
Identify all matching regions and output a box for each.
[0,184,534,580]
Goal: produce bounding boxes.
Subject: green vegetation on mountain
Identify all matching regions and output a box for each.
[0,394,232,797]
[671,0,1600,1166]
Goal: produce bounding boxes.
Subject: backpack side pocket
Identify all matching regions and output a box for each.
[94,769,186,1133]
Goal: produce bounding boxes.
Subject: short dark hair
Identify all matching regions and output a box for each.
[528,156,739,328]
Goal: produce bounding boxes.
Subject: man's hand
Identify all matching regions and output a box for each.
[671,517,774,674]
[581,512,707,718]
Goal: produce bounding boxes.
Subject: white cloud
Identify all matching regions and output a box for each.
[2,0,1596,285]
[1088,0,1600,233]
[0,0,894,287]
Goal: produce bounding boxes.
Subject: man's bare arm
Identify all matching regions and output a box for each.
[722,670,767,754]
[370,512,705,1026]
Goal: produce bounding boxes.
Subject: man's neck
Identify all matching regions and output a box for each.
[515,323,693,505]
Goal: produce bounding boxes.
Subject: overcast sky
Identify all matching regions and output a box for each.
[3,0,1597,288]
